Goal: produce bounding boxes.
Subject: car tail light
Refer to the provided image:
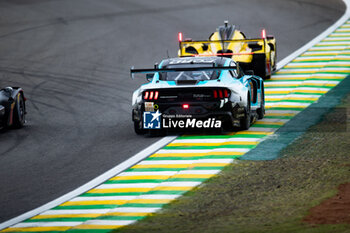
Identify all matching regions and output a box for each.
[261,29,266,39]
[224,89,228,98]
[213,90,218,99]
[178,32,183,42]
[144,91,159,100]
[213,89,230,99]
[219,90,224,98]
[182,104,189,109]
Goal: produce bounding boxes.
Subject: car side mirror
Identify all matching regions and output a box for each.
[246,70,254,75]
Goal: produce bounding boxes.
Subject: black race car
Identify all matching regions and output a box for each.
[0,87,26,129]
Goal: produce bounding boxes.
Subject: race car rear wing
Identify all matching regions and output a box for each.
[130,65,238,79]
[178,38,269,57]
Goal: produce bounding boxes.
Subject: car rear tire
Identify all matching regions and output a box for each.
[257,92,265,120]
[134,121,145,135]
[240,95,251,130]
[12,93,25,128]
[251,54,271,80]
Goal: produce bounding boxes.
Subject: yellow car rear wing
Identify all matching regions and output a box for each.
[178,38,268,57]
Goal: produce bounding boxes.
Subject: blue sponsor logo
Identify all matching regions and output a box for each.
[143,110,161,129]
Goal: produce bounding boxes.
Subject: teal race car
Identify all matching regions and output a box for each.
[131,56,265,135]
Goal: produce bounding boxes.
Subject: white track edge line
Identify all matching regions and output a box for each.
[276,0,350,70]
[1,1,350,230]
[0,136,177,230]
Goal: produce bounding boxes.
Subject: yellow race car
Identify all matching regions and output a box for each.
[178,21,276,79]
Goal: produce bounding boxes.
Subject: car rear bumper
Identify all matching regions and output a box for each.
[132,100,245,124]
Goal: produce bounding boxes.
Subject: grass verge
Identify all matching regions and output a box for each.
[115,94,350,233]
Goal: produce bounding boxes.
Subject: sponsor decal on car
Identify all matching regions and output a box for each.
[144,102,154,112]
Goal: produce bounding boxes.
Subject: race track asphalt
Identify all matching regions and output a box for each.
[0,0,345,223]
